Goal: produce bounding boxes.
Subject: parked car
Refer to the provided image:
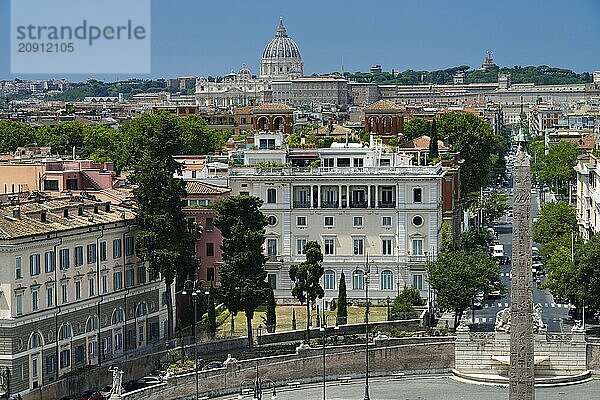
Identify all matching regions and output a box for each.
[487,289,502,299]
[202,360,224,370]
[125,375,164,391]
[99,385,112,399]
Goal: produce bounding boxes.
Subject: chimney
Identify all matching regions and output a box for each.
[41,211,47,222]
[105,203,111,213]
[78,206,83,216]
[64,208,69,218]
[12,206,21,219]
[94,205,99,214]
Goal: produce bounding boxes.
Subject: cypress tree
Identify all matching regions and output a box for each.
[429,117,439,159]
[266,286,277,333]
[337,271,348,325]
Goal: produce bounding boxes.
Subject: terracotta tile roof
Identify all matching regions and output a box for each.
[0,197,134,239]
[251,103,295,113]
[565,134,596,150]
[397,135,448,150]
[364,100,404,112]
[185,181,231,195]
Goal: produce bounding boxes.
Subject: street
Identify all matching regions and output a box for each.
[466,186,572,332]
[214,375,600,400]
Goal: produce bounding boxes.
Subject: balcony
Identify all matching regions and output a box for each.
[378,201,396,208]
[350,201,368,208]
[293,201,310,208]
[408,254,428,264]
[321,201,339,208]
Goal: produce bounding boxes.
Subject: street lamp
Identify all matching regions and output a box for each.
[238,363,277,400]
[182,279,208,400]
[320,320,339,400]
[360,252,376,400]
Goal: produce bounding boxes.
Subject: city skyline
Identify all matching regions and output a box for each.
[0,0,599,81]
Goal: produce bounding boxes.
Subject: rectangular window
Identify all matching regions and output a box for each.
[382,216,392,227]
[43,179,59,191]
[413,274,423,290]
[353,237,364,255]
[267,188,277,204]
[15,293,23,316]
[337,158,350,167]
[267,238,277,257]
[323,158,334,168]
[114,332,123,350]
[45,251,55,273]
[296,216,307,227]
[74,246,84,267]
[60,349,71,368]
[206,242,215,257]
[381,187,394,205]
[324,270,335,290]
[207,267,215,282]
[30,253,41,276]
[46,286,54,308]
[32,290,39,311]
[413,188,423,203]
[412,239,424,256]
[102,274,108,294]
[138,265,146,284]
[353,158,364,168]
[59,249,70,270]
[15,256,22,279]
[87,243,97,264]
[102,336,113,354]
[353,216,363,227]
[61,283,68,304]
[125,237,134,256]
[324,216,334,227]
[113,239,122,259]
[100,241,107,262]
[75,280,81,300]
[125,268,134,288]
[205,218,214,232]
[88,276,95,296]
[324,238,335,255]
[113,271,123,290]
[267,273,277,290]
[296,238,307,255]
[382,238,393,255]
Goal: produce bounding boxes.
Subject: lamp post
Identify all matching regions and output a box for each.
[320,319,339,400]
[238,363,277,400]
[182,279,207,400]
[362,253,375,400]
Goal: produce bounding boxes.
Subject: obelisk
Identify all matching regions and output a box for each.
[509,128,535,399]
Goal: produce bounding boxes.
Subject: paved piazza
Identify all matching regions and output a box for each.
[215,375,600,400]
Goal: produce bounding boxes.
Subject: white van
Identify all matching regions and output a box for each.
[492,244,505,259]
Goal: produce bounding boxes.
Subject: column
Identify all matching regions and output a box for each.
[310,185,315,209]
[338,185,342,208]
[367,185,371,208]
[317,185,322,208]
[375,186,379,208]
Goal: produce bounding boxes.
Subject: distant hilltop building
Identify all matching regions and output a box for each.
[195,18,349,108]
[370,64,383,74]
[481,50,497,71]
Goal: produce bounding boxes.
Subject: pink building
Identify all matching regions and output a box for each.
[183,181,231,284]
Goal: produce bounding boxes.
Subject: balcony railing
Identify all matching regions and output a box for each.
[378,201,396,208]
[230,165,443,177]
[321,201,339,208]
[350,201,368,208]
[293,201,311,208]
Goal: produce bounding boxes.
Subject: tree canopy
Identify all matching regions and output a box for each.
[532,201,578,246]
[214,195,269,348]
[538,141,580,194]
[402,118,431,141]
[428,249,504,328]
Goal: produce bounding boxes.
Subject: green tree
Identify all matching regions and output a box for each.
[289,241,325,341]
[336,271,348,325]
[578,233,600,312]
[178,115,227,155]
[121,112,199,340]
[441,221,454,251]
[207,288,216,338]
[428,118,439,159]
[403,117,431,140]
[470,192,510,226]
[458,229,495,253]
[0,120,35,152]
[532,201,578,246]
[428,249,504,329]
[539,141,580,194]
[542,238,583,305]
[36,121,85,155]
[392,287,424,319]
[437,112,498,196]
[214,195,269,348]
[82,125,122,165]
[265,286,277,333]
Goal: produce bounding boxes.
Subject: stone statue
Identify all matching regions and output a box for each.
[108,366,124,399]
[532,303,547,334]
[495,307,511,333]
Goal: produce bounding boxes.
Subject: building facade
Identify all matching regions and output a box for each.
[229,144,460,303]
[0,197,171,396]
[575,154,600,240]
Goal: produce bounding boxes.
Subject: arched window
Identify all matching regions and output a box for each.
[324,270,336,290]
[86,315,99,332]
[352,269,364,290]
[58,323,72,341]
[273,116,284,132]
[111,308,125,325]
[28,331,43,349]
[257,116,268,131]
[136,302,148,318]
[380,270,394,291]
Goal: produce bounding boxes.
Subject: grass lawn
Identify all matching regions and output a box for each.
[215,304,391,338]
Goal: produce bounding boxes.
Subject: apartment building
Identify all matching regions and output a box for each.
[575,154,600,240]
[229,143,461,303]
[0,197,171,396]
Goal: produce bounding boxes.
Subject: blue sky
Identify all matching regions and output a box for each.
[1,0,599,82]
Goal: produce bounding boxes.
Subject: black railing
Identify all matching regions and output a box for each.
[321,201,339,208]
[350,201,368,208]
[293,201,310,208]
[378,201,396,208]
